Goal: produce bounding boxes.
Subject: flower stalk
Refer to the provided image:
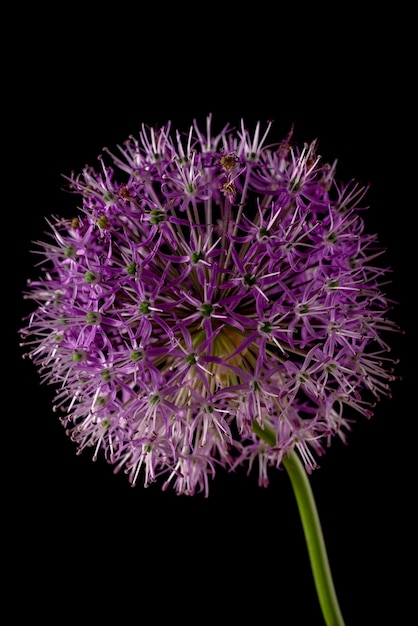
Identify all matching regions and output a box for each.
[253,419,345,626]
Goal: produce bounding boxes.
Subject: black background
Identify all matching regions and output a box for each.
[8,7,416,625]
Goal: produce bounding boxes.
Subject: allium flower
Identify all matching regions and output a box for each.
[20,115,399,499]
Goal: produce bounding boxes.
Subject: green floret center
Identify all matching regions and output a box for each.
[101,369,112,381]
[191,251,205,264]
[97,215,109,229]
[200,303,214,317]
[72,350,86,362]
[103,191,116,203]
[84,271,97,283]
[150,209,165,224]
[65,245,76,257]
[244,273,257,286]
[186,353,197,365]
[86,312,102,325]
[139,301,151,314]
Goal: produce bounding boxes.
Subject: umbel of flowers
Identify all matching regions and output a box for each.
[20,115,399,496]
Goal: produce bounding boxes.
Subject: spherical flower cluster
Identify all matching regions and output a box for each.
[20,115,399,496]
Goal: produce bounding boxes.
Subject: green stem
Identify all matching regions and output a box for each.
[252,421,346,626]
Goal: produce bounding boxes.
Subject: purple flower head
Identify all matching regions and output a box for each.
[20,115,400,496]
